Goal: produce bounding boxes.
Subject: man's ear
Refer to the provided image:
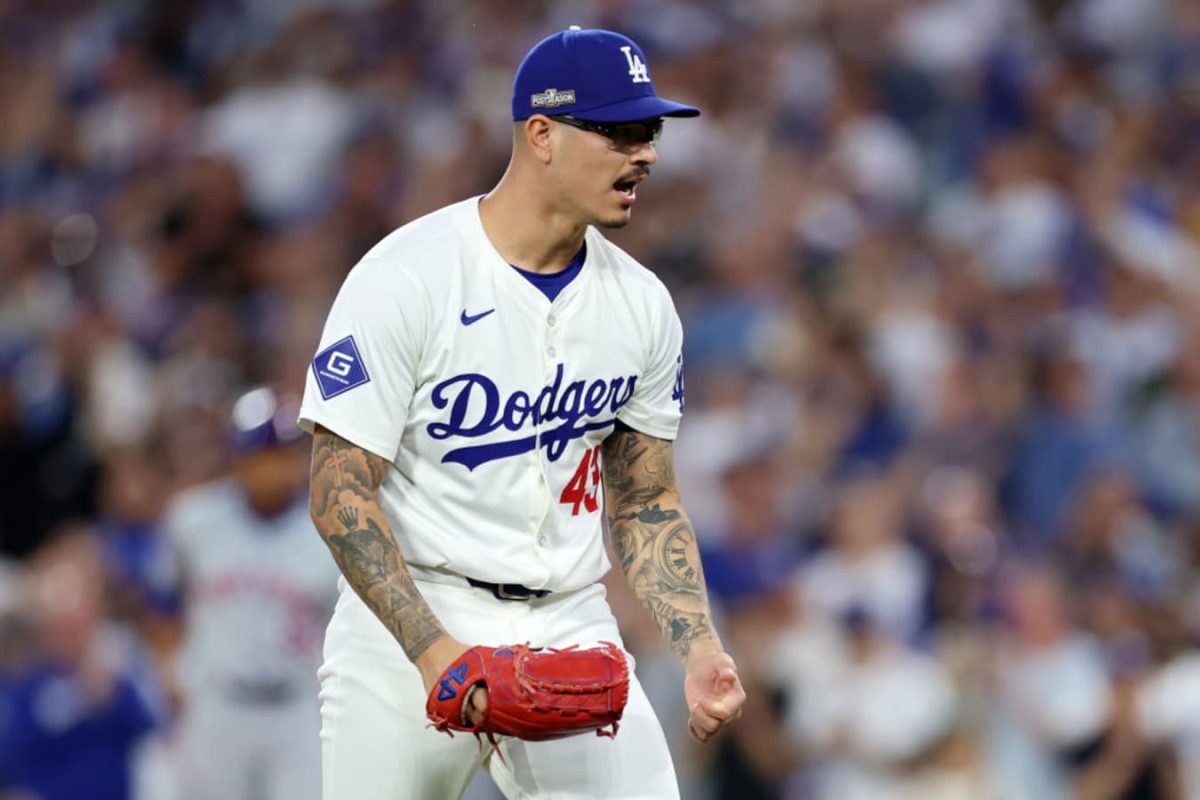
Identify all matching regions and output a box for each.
[524,115,555,164]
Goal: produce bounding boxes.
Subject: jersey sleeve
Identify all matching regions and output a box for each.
[616,281,685,440]
[299,258,428,461]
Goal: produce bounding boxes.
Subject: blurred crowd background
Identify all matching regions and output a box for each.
[3,0,1200,798]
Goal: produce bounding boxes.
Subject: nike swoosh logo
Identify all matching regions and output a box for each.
[460,308,496,326]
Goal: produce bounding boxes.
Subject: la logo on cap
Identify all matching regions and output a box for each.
[620,46,650,84]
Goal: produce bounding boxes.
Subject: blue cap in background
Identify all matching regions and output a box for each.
[512,27,701,122]
[229,387,303,454]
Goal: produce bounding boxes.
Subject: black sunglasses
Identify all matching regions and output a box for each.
[551,115,664,149]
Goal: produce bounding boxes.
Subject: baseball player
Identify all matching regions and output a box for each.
[162,387,339,800]
[300,27,746,799]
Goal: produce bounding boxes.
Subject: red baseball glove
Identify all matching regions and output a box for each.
[425,642,629,743]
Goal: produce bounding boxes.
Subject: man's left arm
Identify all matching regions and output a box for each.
[601,426,745,743]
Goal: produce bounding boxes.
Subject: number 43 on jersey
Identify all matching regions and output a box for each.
[560,445,602,515]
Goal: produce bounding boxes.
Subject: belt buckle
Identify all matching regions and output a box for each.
[494,583,531,602]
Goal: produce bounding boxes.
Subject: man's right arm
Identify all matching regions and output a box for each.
[308,425,460,680]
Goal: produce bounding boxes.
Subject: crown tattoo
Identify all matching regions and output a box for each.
[337,507,360,531]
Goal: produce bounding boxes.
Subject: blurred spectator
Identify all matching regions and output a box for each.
[1131,325,1200,519]
[793,606,957,800]
[915,465,1003,628]
[0,341,99,560]
[799,470,929,642]
[1064,467,1181,602]
[198,48,360,224]
[700,449,804,606]
[0,528,160,800]
[988,564,1117,798]
[1003,333,1124,548]
[95,447,176,624]
[1135,604,1200,800]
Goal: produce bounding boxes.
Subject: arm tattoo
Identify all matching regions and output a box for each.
[602,429,719,662]
[309,426,445,662]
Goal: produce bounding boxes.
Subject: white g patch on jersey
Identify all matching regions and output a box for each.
[299,197,684,592]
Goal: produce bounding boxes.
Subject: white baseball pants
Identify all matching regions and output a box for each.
[318,573,680,799]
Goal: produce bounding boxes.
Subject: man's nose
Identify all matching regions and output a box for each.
[632,141,658,166]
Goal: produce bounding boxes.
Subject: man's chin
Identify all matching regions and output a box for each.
[595,210,633,230]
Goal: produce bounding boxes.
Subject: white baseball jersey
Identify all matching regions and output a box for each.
[299,196,685,592]
[163,480,340,697]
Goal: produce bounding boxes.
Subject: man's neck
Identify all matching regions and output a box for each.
[479,178,587,274]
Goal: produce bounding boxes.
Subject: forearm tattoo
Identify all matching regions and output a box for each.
[309,427,445,662]
[602,429,718,661]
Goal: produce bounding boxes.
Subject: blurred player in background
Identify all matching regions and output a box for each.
[161,387,338,800]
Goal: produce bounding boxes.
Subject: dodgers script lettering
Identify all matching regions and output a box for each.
[427,363,637,470]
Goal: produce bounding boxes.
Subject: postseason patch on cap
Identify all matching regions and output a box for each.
[312,336,370,400]
[531,87,576,109]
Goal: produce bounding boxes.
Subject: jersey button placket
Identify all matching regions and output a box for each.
[533,310,556,568]
[544,312,558,361]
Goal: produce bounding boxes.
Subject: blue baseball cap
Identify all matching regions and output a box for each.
[230,387,304,454]
[512,27,700,123]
